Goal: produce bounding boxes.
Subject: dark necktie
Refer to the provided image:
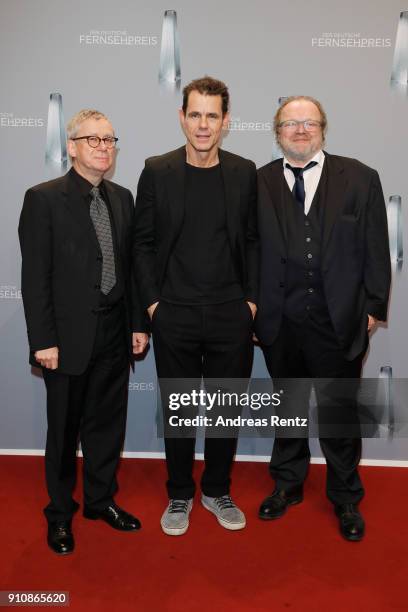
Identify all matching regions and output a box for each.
[285,161,318,210]
[89,186,116,295]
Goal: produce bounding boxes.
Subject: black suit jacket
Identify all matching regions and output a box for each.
[19,169,147,375]
[255,152,391,360]
[133,146,259,311]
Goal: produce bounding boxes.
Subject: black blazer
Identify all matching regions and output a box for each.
[19,169,147,375]
[133,146,259,310]
[255,152,391,360]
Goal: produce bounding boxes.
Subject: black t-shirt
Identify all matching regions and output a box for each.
[161,163,243,304]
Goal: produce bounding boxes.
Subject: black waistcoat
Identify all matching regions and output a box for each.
[283,163,332,325]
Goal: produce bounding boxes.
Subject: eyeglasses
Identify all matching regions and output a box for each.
[278,120,322,132]
[70,136,119,148]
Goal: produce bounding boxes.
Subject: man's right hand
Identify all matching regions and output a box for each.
[34,347,59,370]
[147,302,159,320]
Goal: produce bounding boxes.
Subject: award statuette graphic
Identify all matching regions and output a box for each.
[387,195,403,272]
[391,11,408,93]
[45,92,67,176]
[379,366,394,438]
[159,10,181,92]
[271,97,288,161]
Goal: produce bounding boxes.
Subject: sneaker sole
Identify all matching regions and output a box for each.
[160,502,192,536]
[160,519,190,536]
[201,498,246,530]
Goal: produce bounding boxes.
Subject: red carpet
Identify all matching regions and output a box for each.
[0,457,406,611]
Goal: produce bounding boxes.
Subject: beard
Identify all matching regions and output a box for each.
[280,138,323,163]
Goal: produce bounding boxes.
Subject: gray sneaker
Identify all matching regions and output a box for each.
[160,499,193,536]
[201,494,246,530]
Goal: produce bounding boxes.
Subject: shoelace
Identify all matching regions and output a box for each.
[214,495,236,510]
[168,500,189,514]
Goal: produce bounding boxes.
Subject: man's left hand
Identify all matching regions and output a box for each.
[367,315,378,332]
[247,301,257,319]
[132,332,149,355]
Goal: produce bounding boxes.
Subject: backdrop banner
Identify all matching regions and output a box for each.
[0,0,406,462]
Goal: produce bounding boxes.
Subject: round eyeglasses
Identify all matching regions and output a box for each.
[70,136,119,148]
[278,120,322,131]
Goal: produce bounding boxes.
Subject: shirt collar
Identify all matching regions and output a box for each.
[282,149,325,169]
[69,166,105,199]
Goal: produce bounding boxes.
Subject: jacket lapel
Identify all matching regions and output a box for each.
[105,181,123,249]
[164,147,187,244]
[163,146,186,258]
[62,172,100,252]
[322,152,348,251]
[219,149,240,247]
[261,160,288,245]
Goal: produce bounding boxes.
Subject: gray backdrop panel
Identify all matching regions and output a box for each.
[0,0,406,460]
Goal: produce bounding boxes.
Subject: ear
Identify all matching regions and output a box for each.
[222,111,230,130]
[67,138,76,159]
[178,107,185,127]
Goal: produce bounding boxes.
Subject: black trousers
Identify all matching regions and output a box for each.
[262,315,366,506]
[152,300,254,499]
[42,303,129,522]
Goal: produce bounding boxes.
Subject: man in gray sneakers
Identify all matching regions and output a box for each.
[133,76,258,535]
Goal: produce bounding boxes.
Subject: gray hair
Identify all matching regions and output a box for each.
[66,109,110,139]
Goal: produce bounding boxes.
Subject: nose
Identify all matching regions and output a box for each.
[199,115,209,129]
[97,139,108,150]
[295,121,306,133]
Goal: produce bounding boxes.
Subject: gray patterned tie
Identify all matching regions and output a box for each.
[89,186,116,295]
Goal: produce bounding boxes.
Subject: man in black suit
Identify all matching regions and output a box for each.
[133,76,258,535]
[255,96,390,541]
[19,109,149,554]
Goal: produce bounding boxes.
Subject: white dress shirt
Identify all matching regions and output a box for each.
[283,150,325,215]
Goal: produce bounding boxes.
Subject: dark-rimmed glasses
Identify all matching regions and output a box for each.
[71,136,119,148]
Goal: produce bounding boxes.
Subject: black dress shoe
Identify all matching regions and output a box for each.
[335,503,365,541]
[47,520,74,555]
[259,487,303,520]
[83,503,141,531]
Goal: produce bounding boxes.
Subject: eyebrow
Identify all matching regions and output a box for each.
[281,117,319,121]
[187,111,220,116]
